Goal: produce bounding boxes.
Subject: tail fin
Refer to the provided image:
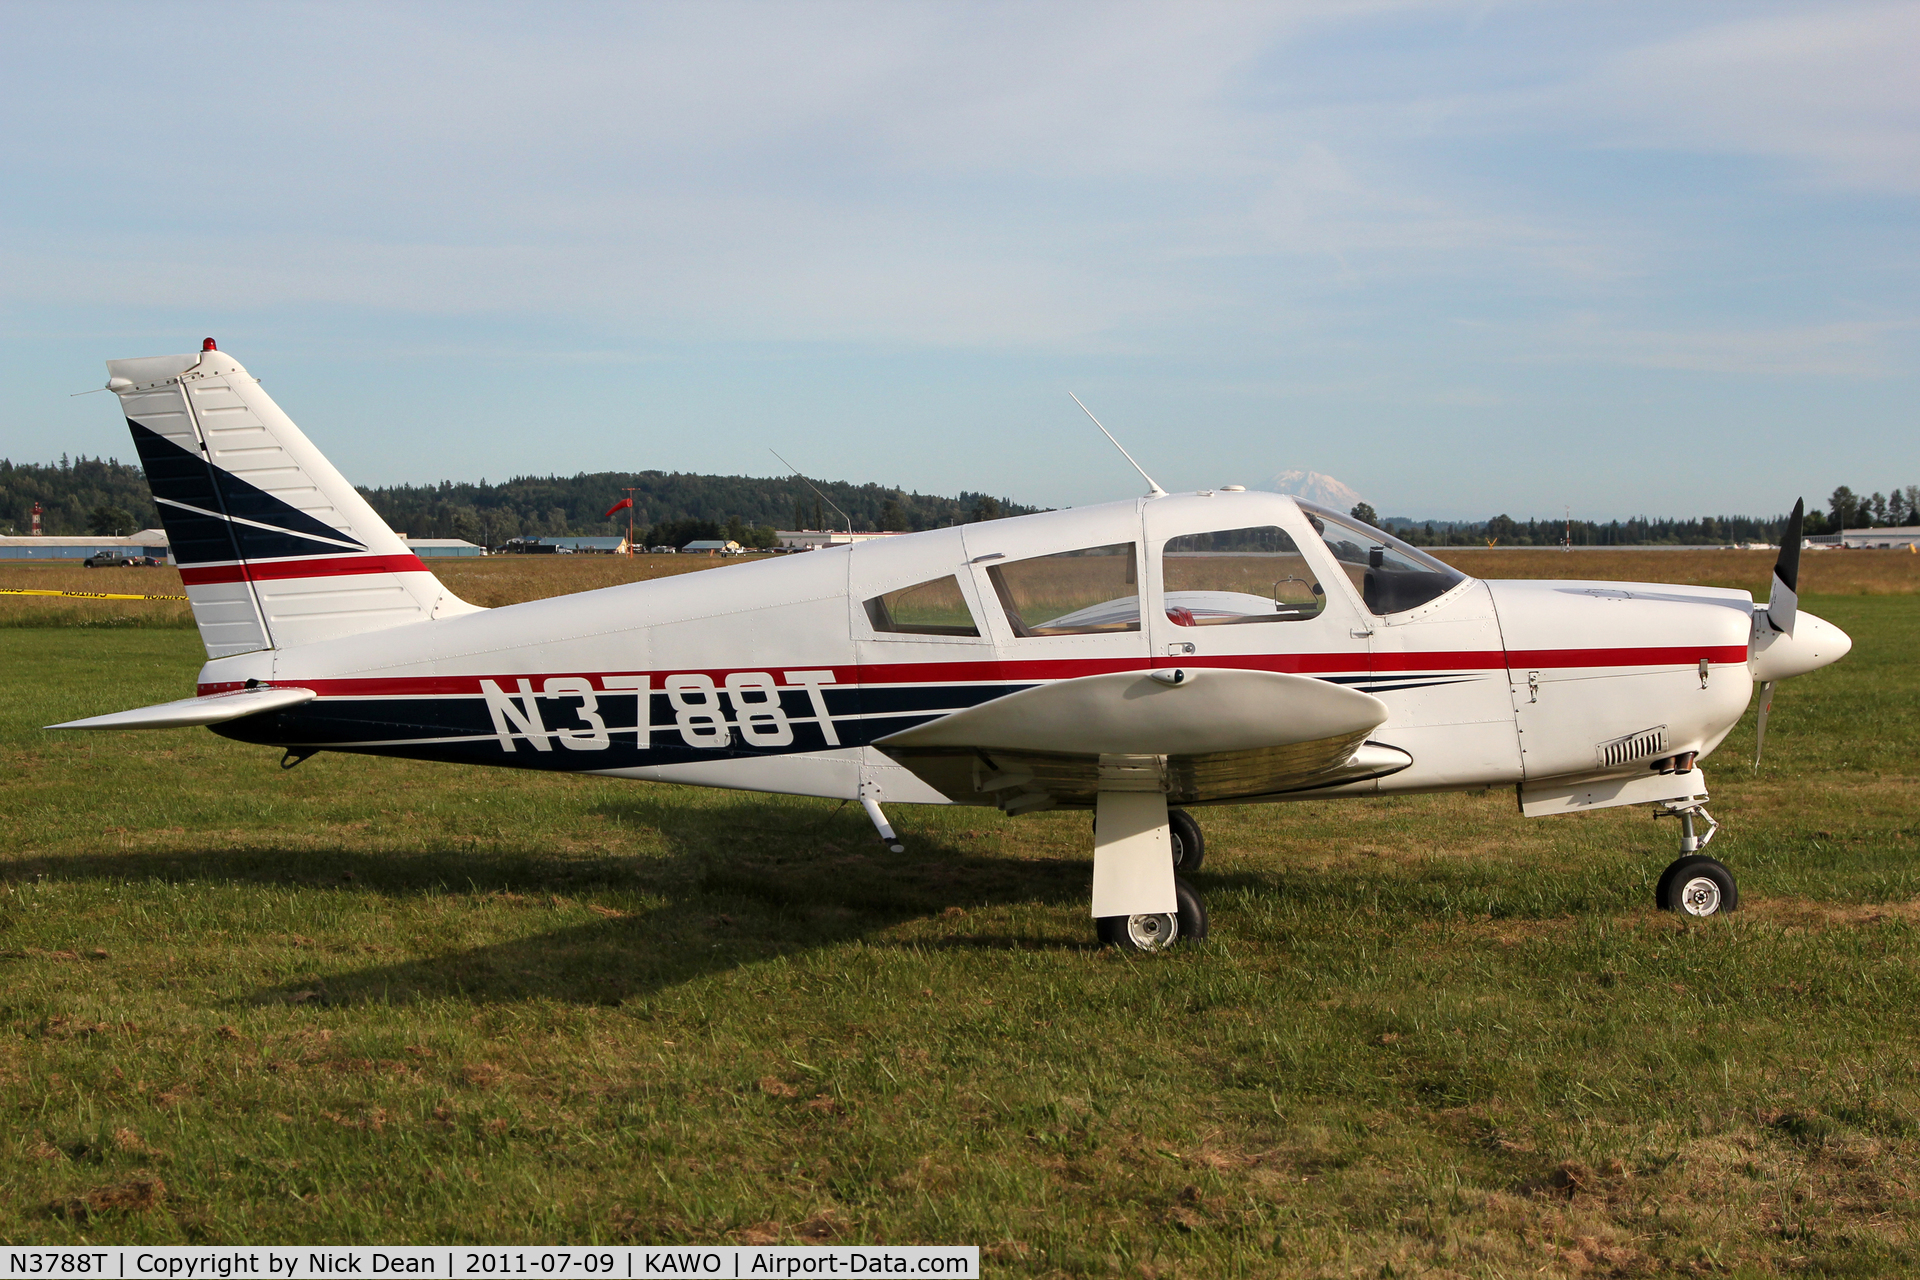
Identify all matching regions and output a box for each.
[107,343,480,658]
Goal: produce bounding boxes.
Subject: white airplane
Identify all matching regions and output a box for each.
[53,342,1852,951]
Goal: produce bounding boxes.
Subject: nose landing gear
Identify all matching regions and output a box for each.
[1654,801,1738,917]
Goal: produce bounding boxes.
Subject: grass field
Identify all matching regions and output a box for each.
[2,552,1917,1273]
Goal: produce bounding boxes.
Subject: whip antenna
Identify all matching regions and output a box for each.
[1069,392,1165,497]
[771,449,853,538]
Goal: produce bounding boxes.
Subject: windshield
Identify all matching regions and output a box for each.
[1296,501,1466,616]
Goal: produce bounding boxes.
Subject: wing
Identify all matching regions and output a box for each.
[874,668,1409,812]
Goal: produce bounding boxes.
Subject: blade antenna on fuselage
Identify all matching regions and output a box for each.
[1069,393,1166,497]
[771,449,854,538]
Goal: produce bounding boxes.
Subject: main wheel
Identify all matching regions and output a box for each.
[1169,808,1205,872]
[1096,878,1208,952]
[1656,855,1739,917]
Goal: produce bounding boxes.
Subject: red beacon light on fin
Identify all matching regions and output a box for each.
[202,338,217,351]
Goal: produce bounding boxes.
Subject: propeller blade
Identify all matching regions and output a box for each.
[1753,680,1775,769]
[1767,499,1804,636]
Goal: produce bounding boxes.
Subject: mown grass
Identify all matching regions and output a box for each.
[1,573,1916,1270]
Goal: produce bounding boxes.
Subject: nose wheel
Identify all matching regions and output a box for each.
[1657,855,1739,917]
[1653,801,1738,918]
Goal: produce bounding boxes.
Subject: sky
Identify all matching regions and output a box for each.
[2,1,1915,520]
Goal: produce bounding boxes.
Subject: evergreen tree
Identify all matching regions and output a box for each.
[88,505,136,536]
[1831,486,1859,531]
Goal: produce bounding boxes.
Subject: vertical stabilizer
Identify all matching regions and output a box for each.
[107,343,480,658]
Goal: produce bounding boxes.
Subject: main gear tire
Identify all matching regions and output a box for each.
[1096,878,1208,952]
[1169,808,1205,872]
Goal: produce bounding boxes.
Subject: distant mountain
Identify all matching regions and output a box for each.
[1263,469,1363,511]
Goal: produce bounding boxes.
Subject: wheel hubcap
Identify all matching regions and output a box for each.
[1678,875,1722,917]
[1125,912,1178,951]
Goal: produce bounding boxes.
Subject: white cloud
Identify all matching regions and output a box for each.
[1590,3,1920,194]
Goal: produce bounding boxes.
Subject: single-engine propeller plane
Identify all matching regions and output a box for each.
[53,342,1853,950]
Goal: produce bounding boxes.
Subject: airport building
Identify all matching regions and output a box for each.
[1806,527,1920,551]
[1,531,488,561]
[774,530,909,550]
[0,529,171,561]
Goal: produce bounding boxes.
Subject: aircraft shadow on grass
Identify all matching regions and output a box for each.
[17,792,1263,1008]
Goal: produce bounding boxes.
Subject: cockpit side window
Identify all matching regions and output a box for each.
[864,574,981,637]
[1298,502,1466,615]
[1160,526,1325,626]
[986,543,1140,637]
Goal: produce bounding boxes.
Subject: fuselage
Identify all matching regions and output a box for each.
[198,490,1803,811]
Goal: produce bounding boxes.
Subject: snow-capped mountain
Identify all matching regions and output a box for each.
[1263,469,1364,511]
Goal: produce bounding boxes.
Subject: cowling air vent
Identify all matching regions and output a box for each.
[1596,725,1668,769]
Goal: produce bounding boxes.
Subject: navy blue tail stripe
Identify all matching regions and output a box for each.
[127,419,364,566]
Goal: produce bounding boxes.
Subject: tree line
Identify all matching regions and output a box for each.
[1357,483,1919,547]
[5,454,1913,548]
[355,472,1038,547]
[0,455,1036,545]
[0,456,157,537]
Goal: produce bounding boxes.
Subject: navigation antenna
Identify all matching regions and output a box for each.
[1069,393,1165,497]
[770,449,854,540]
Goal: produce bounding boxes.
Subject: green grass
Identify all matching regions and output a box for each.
[0,596,1915,1274]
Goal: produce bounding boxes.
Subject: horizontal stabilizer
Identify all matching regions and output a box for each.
[48,686,315,731]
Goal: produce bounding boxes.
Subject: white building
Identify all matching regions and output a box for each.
[404,538,487,558]
[775,530,910,550]
[0,529,171,561]
[1,529,489,561]
[1806,527,1920,551]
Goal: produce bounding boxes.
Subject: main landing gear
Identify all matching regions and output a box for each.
[1091,791,1209,953]
[1098,877,1208,953]
[1654,801,1739,918]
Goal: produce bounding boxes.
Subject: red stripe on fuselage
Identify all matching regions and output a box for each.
[179,553,429,586]
[196,644,1750,698]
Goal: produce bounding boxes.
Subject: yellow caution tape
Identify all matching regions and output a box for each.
[0,588,189,602]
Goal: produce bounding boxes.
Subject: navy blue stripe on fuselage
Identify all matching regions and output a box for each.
[209,681,1037,770]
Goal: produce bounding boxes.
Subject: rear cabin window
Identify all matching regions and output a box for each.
[986,543,1141,637]
[1160,526,1325,625]
[1299,503,1466,616]
[864,574,981,637]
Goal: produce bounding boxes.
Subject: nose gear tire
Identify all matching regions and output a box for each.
[1656,855,1739,917]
